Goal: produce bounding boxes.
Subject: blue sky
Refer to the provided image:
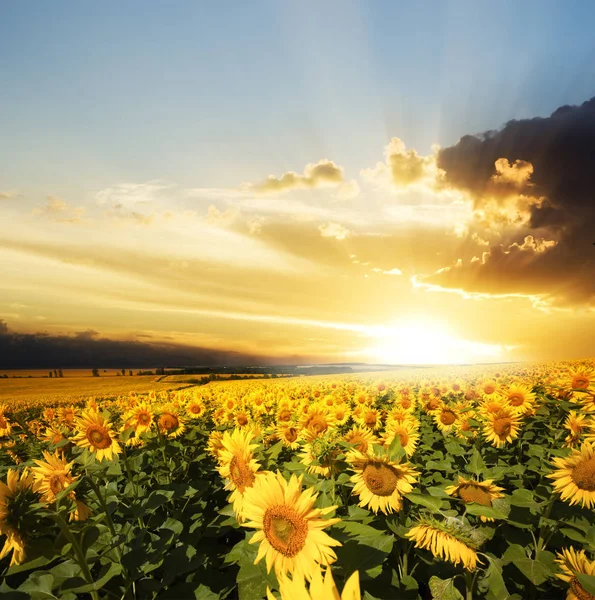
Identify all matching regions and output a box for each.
[2,1,595,196]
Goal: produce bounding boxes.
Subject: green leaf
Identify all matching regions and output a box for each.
[17,573,57,600]
[482,555,510,600]
[404,492,443,512]
[502,544,527,563]
[428,576,464,600]
[465,498,510,520]
[509,489,543,509]
[576,573,595,596]
[468,448,486,475]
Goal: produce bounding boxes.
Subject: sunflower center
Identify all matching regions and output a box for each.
[458,484,492,506]
[236,413,249,426]
[159,413,179,432]
[263,505,308,557]
[508,393,525,406]
[229,455,255,493]
[189,404,202,414]
[573,377,590,390]
[427,398,440,410]
[285,427,298,443]
[86,424,112,449]
[278,410,291,422]
[440,410,457,425]
[307,415,328,435]
[362,462,399,496]
[137,413,151,425]
[484,385,496,394]
[570,577,595,600]
[398,431,409,447]
[401,398,412,409]
[493,417,512,438]
[346,433,368,453]
[49,474,68,495]
[571,457,595,491]
[364,412,377,427]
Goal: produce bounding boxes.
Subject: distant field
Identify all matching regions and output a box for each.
[0,375,193,405]
[161,373,275,382]
[0,369,145,378]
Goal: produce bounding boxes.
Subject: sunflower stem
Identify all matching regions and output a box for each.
[54,507,99,600]
[464,570,474,600]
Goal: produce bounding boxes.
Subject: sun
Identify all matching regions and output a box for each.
[366,317,505,365]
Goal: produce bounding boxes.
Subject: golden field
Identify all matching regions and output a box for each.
[1,359,595,599]
[0,375,193,405]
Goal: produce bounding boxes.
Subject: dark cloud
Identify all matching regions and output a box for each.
[431,97,595,306]
[74,329,100,340]
[0,323,273,369]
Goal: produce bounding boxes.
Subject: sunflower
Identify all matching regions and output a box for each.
[207,431,225,461]
[343,426,377,457]
[349,450,418,514]
[234,410,252,428]
[353,407,382,431]
[445,476,505,522]
[58,406,77,428]
[268,567,361,600]
[454,410,478,440]
[31,450,77,504]
[483,408,522,448]
[406,517,482,571]
[72,410,122,461]
[218,428,262,519]
[276,425,301,450]
[332,403,351,426]
[564,412,589,447]
[300,407,335,438]
[241,471,341,580]
[0,405,12,437]
[433,406,459,434]
[0,469,40,566]
[185,398,207,420]
[156,406,186,438]
[300,436,340,478]
[505,383,537,415]
[565,369,595,394]
[276,404,295,425]
[480,379,499,396]
[555,547,595,600]
[121,400,154,435]
[549,442,595,509]
[381,421,420,457]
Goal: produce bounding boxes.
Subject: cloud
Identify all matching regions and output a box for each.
[205,204,239,227]
[362,138,440,188]
[318,222,351,240]
[382,268,403,275]
[248,159,345,193]
[32,196,86,223]
[74,329,100,340]
[0,323,269,368]
[430,97,595,307]
[491,158,534,187]
[0,191,18,200]
[334,179,361,200]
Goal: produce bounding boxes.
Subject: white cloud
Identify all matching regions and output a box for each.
[319,222,351,240]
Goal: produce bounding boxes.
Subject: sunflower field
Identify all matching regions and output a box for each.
[1,362,595,599]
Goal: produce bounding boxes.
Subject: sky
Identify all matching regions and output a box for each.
[1,1,595,366]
